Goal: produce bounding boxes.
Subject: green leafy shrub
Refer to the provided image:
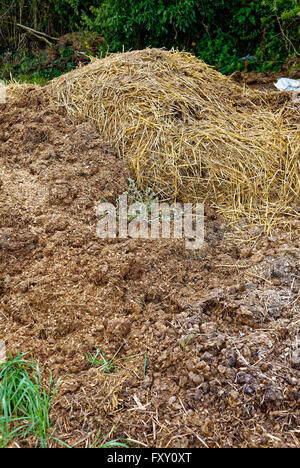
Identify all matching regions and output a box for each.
[0,46,78,83]
[75,0,299,73]
[0,0,299,77]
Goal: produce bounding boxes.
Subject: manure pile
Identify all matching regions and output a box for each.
[1,54,300,449]
[49,48,299,230]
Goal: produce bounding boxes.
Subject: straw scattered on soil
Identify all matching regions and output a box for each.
[48,48,300,232]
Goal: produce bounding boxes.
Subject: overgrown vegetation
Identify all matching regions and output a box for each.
[78,0,300,73]
[0,0,299,81]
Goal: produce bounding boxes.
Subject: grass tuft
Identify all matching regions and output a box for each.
[86,344,141,375]
[0,353,61,448]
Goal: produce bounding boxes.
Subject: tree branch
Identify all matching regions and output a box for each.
[16,23,59,45]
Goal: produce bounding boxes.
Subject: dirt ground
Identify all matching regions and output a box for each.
[230,57,300,91]
[0,82,299,448]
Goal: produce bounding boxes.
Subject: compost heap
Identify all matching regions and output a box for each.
[0,50,299,448]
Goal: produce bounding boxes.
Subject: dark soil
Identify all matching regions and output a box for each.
[0,86,299,448]
[231,57,300,91]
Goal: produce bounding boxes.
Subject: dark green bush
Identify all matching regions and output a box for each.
[0,0,299,75]
[77,0,299,73]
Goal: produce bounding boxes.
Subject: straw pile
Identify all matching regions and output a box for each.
[48,48,300,230]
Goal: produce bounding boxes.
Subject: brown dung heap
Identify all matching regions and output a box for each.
[1,50,300,449]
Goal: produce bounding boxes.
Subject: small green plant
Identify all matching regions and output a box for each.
[114,178,159,223]
[180,336,193,352]
[85,343,141,374]
[0,353,61,448]
[126,178,158,208]
[143,352,147,377]
[90,428,145,448]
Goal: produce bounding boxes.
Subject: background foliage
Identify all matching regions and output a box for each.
[0,0,299,80]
